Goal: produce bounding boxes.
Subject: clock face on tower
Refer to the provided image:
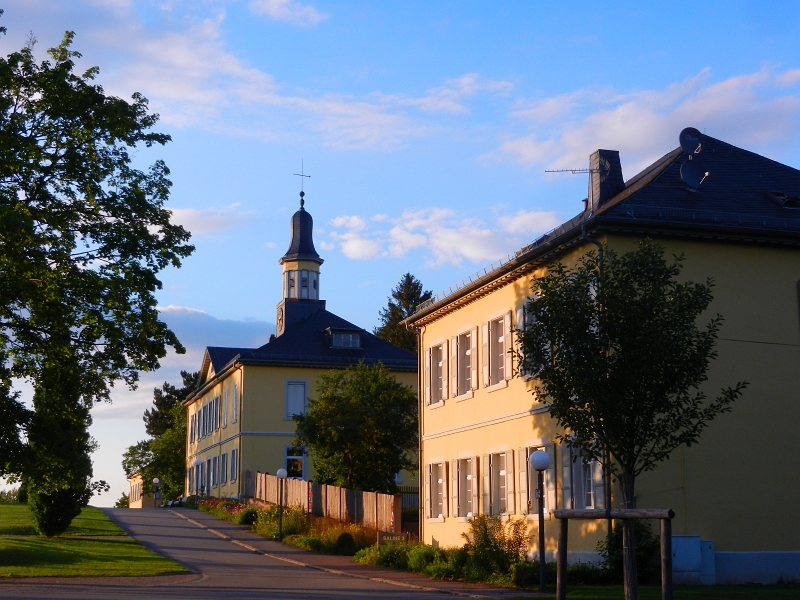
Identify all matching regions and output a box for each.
[277,306,284,334]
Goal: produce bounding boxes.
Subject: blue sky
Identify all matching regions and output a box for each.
[3,1,800,503]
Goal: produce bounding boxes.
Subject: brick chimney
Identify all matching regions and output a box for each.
[588,149,625,212]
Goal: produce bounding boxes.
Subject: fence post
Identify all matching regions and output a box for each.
[557,517,568,600]
[661,517,673,600]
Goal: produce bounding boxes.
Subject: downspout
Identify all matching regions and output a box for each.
[581,223,612,538]
[405,318,424,541]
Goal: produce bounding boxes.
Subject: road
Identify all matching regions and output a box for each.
[0,508,525,600]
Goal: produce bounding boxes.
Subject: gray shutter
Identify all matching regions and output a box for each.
[561,442,573,509]
[442,461,449,518]
[470,457,479,518]
[505,450,515,515]
[593,461,606,510]
[451,459,459,518]
[469,327,478,390]
[518,447,529,515]
[481,322,490,387]
[545,443,557,513]
[515,305,525,331]
[482,454,491,515]
[503,311,513,381]
[441,339,449,400]
[424,348,431,405]
[450,337,458,397]
[424,465,432,518]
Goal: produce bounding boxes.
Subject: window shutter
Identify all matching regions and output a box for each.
[450,337,458,397]
[441,339,449,400]
[481,322,490,387]
[424,465,432,519]
[424,348,432,405]
[451,459,459,518]
[545,443,557,513]
[503,311,513,381]
[482,454,491,515]
[442,461,449,518]
[593,461,606,510]
[518,447,529,515]
[561,442,573,509]
[223,391,228,427]
[515,305,525,331]
[233,383,238,422]
[505,450,515,515]
[469,328,478,390]
[470,457,479,517]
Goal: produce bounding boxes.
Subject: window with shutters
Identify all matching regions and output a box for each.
[285,381,308,419]
[232,382,239,423]
[230,449,238,482]
[223,390,228,428]
[425,341,448,406]
[451,457,478,519]
[221,453,228,485]
[426,462,447,520]
[188,468,194,493]
[561,441,605,510]
[482,312,512,389]
[518,445,556,517]
[211,456,218,488]
[482,451,515,516]
[452,329,478,399]
[489,317,505,384]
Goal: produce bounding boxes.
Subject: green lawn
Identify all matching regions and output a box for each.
[0,537,188,577]
[0,504,126,537]
[515,584,800,600]
[0,503,187,578]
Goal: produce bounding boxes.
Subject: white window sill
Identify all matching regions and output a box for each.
[427,516,445,523]
[427,401,444,410]
[456,516,472,523]
[485,380,508,393]
[526,512,552,521]
[454,390,473,402]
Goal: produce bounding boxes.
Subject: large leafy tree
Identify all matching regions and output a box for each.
[293,362,418,493]
[517,240,746,597]
[0,27,192,531]
[374,273,432,353]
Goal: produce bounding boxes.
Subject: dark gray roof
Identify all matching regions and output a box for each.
[205,346,253,374]
[281,202,322,264]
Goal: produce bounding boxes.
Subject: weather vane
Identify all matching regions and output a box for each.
[293,160,311,207]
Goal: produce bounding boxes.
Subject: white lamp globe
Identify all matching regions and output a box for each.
[194,459,202,466]
[529,450,551,472]
[276,468,288,479]
[152,477,161,485]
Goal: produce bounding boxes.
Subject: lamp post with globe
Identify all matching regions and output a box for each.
[530,450,551,592]
[276,468,288,541]
[152,477,162,507]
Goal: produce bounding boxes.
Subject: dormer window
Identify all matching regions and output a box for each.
[332,332,360,348]
[766,191,800,208]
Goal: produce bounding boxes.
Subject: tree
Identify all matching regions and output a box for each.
[144,371,199,437]
[0,27,192,529]
[517,240,746,598]
[293,362,418,493]
[374,273,432,353]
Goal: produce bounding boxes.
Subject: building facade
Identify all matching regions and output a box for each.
[183,193,418,499]
[406,129,800,584]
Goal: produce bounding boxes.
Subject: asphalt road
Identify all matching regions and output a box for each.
[0,508,468,600]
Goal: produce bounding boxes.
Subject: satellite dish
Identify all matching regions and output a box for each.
[680,159,709,189]
[680,127,704,154]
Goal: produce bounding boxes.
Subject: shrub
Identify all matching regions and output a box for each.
[114,492,129,508]
[407,544,442,572]
[596,521,661,585]
[254,504,311,539]
[0,487,20,503]
[334,532,357,555]
[28,487,86,537]
[461,515,529,578]
[235,508,258,526]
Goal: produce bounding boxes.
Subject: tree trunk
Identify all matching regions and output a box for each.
[621,472,638,600]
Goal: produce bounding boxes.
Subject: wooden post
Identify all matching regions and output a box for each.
[557,517,568,600]
[661,517,673,600]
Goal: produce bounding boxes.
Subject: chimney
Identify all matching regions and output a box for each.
[588,149,625,211]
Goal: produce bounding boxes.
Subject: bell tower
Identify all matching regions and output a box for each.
[275,191,325,336]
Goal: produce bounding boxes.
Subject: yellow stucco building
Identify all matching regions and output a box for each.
[405,129,800,584]
[183,192,417,500]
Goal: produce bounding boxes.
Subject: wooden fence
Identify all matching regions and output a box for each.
[249,471,402,533]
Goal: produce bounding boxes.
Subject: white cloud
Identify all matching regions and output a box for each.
[326,206,561,266]
[248,0,328,26]
[170,203,250,235]
[486,67,800,175]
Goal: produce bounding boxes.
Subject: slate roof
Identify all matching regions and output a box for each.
[409,131,800,324]
[281,202,322,264]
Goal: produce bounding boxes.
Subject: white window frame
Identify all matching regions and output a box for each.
[223,390,228,428]
[518,444,556,520]
[482,450,515,517]
[284,445,307,479]
[230,449,238,482]
[232,382,239,423]
[332,332,360,348]
[221,453,228,485]
[425,460,448,522]
[212,456,218,488]
[451,327,478,400]
[450,455,478,521]
[425,339,448,407]
[285,380,308,420]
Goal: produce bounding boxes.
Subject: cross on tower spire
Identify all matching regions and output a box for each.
[293,160,311,208]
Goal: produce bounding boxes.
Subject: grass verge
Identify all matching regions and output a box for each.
[0,504,126,537]
[510,584,800,599]
[0,536,188,578]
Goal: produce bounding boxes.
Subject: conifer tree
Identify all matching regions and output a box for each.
[374,273,432,353]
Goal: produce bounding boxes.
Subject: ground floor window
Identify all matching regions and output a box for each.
[221,453,228,485]
[285,446,306,478]
[482,451,514,516]
[230,449,238,482]
[519,445,555,515]
[425,461,447,519]
[451,457,477,518]
[188,468,194,493]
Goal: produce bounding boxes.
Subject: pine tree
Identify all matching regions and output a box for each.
[374,273,432,353]
[143,371,199,437]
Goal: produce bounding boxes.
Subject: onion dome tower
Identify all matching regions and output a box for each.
[275,191,325,336]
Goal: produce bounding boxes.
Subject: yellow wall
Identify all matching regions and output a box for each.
[418,235,800,553]
[127,473,157,509]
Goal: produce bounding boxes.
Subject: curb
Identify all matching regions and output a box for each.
[168,510,504,599]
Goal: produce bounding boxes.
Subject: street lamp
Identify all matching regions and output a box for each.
[276,468,288,541]
[152,477,162,507]
[530,450,551,592]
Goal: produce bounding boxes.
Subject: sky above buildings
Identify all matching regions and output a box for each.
[3,1,800,504]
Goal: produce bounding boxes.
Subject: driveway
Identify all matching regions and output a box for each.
[0,508,537,599]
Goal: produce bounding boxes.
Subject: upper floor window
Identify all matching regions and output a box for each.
[223,390,228,428]
[332,332,360,348]
[425,341,448,405]
[285,380,308,419]
[232,382,238,423]
[482,312,512,388]
[451,329,477,397]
